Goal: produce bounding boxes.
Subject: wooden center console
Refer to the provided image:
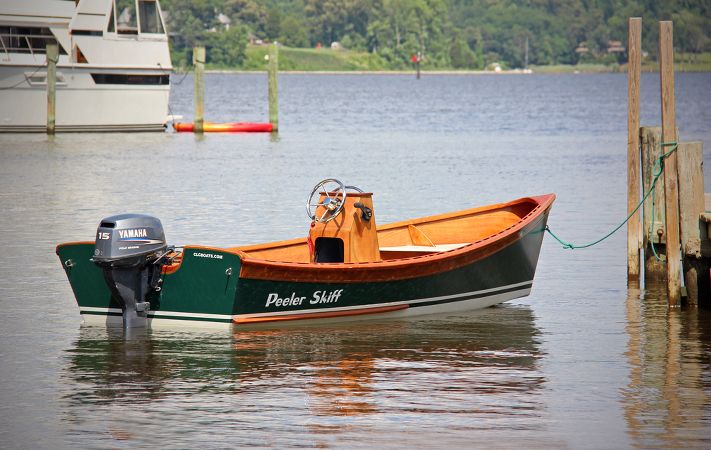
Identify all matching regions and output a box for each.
[309,192,381,263]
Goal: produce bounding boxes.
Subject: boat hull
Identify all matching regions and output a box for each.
[56,201,550,329]
[0,64,169,132]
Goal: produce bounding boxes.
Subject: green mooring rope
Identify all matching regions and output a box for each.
[545,141,678,252]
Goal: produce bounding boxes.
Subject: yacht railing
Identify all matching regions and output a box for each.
[0,35,8,61]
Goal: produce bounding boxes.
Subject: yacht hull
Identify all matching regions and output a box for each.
[0,64,169,132]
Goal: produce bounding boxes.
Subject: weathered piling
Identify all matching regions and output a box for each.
[640,127,666,280]
[193,46,205,134]
[416,52,421,79]
[639,124,708,306]
[658,21,682,306]
[629,19,708,306]
[268,43,279,132]
[626,17,642,282]
[677,142,709,305]
[46,43,58,135]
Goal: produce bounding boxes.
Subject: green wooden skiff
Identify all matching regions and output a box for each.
[57,179,555,329]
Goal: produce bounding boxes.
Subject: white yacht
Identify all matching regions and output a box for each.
[0,0,172,132]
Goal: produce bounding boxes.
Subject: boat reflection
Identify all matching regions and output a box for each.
[623,282,711,448]
[62,305,545,421]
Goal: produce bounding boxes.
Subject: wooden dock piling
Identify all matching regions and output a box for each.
[416,52,421,79]
[628,18,708,306]
[268,43,279,132]
[658,21,682,306]
[640,127,667,280]
[193,46,205,134]
[626,17,642,283]
[677,142,708,305]
[46,43,58,135]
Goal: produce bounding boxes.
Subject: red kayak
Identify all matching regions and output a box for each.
[173,122,273,132]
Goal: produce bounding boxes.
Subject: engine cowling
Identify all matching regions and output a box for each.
[92,214,168,328]
[93,214,167,265]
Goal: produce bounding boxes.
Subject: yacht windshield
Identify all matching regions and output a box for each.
[139,1,165,34]
[116,0,138,34]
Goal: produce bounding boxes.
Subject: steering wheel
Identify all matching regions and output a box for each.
[307,179,347,223]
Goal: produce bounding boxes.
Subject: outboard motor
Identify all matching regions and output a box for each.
[91,214,168,328]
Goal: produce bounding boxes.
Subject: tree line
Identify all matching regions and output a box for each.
[161,0,711,69]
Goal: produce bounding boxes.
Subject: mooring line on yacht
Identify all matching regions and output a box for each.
[0,63,46,90]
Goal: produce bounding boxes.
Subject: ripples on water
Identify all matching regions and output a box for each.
[60,307,546,448]
[1,73,710,448]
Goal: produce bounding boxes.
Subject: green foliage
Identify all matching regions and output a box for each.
[449,33,477,69]
[265,8,281,39]
[160,0,711,70]
[203,25,248,67]
[279,16,310,47]
[242,45,389,71]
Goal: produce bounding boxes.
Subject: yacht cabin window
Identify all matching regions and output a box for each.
[112,1,165,35]
[116,0,138,34]
[139,1,165,34]
[107,3,115,33]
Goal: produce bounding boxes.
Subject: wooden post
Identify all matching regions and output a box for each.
[627,18,642,283]
[658,21,682,306]
[268,43,279,132]
[677,142,707,305]
[46,43,58,135]
[416,52,421,79]
[193,46,205,134]
[640,127,666,280]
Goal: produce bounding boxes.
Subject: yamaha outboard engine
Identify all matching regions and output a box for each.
[91,214,168,328]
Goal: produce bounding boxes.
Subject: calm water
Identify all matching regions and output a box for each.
[1,72,711,449]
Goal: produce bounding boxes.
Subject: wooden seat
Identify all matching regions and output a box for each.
[378,243,469,252]
[378,243,469,260]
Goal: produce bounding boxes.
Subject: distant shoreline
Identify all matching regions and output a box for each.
[203,69,529,75]
[196,66,710,75]
[188,46,709,75]
[171,46,711,75]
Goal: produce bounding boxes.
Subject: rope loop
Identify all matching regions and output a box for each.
[546,140,678,252]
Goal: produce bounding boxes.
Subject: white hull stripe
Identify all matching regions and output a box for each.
[78,280,533,323]
[79,307,233,320]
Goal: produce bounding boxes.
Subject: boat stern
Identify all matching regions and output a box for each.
[56,240,244,328]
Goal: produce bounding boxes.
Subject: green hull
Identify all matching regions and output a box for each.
[57,209,549,328]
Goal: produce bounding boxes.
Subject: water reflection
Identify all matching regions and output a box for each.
[623,282,711,448]
[61,305,546,446]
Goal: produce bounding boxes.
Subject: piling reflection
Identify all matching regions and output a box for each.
[62,305,545,441]
[623,282,711,448]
